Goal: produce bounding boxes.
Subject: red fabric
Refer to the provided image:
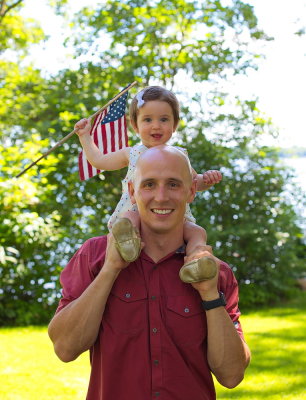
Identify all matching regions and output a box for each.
[56,236,244,400]
[78,111,128,181]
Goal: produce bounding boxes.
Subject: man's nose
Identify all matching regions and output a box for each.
[154,185,169,202]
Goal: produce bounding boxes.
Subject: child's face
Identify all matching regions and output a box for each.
[132,101,177,148]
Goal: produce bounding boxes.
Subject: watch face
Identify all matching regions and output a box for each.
[220,292,226,304]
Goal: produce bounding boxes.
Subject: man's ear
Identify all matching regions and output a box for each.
[128,181,136,204]
[187,178,197,204]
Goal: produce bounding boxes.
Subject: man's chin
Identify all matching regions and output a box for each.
[144,219,178,234]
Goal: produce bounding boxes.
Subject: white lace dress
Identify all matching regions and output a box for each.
[107,144,196,229]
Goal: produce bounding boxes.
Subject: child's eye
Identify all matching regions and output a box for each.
[161,117,169,122]
[144,117,151,122]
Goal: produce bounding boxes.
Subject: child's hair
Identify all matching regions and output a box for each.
[129,86,180,127]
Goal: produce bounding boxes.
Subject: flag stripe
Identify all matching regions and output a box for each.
[78,89,130,180]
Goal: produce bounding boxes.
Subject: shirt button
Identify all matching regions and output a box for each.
[125,293,131,298]
[184,307,190,313]
[154,392,160,397]
[153,359,159,365]
[151,295,156,300]
[152,328,158,333]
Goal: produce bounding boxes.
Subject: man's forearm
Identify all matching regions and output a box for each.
[205,307,251,388]
[48,267,120,362]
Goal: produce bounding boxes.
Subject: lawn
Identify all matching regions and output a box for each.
[1,292,305,400]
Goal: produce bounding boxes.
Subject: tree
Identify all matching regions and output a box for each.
[0,136,62,325]
[0,0,304,325]
[0,0,64,324]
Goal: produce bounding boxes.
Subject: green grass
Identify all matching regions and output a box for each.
[0,326,90,400]
[1,292,305,399]
[215,291,306,399]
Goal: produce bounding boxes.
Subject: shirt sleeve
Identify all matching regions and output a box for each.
[218,262,245,340]
[56,236,107,313]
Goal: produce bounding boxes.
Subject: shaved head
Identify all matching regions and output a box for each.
[133,145,193,185]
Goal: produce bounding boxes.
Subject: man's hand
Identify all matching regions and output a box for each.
[103,233,131,274]
[185,247,220,300]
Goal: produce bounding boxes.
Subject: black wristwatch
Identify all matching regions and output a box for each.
[202,292,227,310]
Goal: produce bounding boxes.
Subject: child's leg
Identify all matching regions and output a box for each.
[183,220,209,257]
[122,210,141,232]
[180,220,217,283]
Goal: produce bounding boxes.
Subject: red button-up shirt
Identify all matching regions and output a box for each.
[56,236,244,400]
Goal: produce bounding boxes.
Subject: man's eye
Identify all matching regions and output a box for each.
[169,182,179,188]
[143,182,154,188]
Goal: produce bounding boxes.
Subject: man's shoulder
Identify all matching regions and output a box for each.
[219,260,233,273]
[218,260,238,289]
[78,235,108,255]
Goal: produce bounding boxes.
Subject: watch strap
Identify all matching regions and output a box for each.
[202,291,227,310]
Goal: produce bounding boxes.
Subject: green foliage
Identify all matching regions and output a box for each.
[0,136,63,325]
[69,0,266,85]
[184,134,305,308]
[0,0,45,53]
[0,0,304,325]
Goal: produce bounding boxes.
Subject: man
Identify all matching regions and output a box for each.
[48,145,251,400]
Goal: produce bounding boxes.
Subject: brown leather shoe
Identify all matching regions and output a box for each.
[112,217,141,263]
[179,256,217,283]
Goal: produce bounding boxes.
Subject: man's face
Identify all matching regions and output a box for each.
[128,149,196,234]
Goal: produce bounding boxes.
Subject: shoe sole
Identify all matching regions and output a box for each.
[112,218,141,263]
[179,256,217,283]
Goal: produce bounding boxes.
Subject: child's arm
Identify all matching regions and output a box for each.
[75,118,129,170]
[192,169,222,192]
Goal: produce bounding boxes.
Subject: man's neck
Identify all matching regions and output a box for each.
[140,226,184,263]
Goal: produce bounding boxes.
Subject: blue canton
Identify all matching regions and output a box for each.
[102,91,129,125]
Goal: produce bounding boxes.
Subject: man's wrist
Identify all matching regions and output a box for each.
[99,264,122,280]
[201,291,227,311]
[199,289,219,301]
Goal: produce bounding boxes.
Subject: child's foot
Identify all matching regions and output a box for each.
[179,256,217,283]
[112,217,141,263]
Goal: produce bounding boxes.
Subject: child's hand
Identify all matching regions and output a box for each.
[74,118,92,137]
[202,170,222,186]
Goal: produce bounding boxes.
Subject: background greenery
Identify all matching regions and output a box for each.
[1,293,305,399]
[0,0,305,326]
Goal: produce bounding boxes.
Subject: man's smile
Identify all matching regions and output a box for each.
[151,208,173,215]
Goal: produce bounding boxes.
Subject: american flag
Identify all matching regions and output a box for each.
[78,90,129,181]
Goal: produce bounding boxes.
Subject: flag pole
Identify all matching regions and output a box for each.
[15,81,138,178]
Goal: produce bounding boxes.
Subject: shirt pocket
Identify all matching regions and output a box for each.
[103,284,148,335]
[165,295,207,346]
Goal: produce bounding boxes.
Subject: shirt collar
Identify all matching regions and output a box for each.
[175,244,186,254]
[140,243,186,264]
